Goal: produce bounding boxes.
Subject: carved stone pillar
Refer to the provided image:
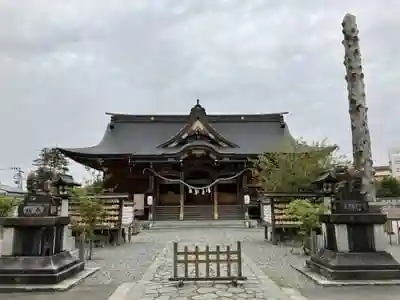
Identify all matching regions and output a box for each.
[179,172,184,220]
[61,199,71,251]
[213,184,218,220]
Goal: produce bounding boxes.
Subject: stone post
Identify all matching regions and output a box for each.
[305,14,400,281]
[342,13,375,202]
[60,198,71,251]
[1,205,18,256]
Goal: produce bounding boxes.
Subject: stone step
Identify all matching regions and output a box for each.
[218,205,243,220]
[155,207,180,221]
[150,220,251,230]
[155,205,245,221]
[184,206,213,221]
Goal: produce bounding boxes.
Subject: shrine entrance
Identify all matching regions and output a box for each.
[184,169,213,205]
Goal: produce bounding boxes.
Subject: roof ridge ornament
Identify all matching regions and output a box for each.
[156,99,239,149]
[190,99,207,121]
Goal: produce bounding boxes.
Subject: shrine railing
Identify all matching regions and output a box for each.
[169,241,247,286]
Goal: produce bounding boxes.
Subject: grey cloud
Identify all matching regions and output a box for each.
[0,0,399,184]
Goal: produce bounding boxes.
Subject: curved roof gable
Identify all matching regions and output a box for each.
[157,100,238,149]
[57,101,295,163]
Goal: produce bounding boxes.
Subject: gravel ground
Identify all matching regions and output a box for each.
[3,227,400,300]
[82,232,167,285]
[233,228,400,300]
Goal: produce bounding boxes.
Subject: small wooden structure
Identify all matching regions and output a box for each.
[69,193,135,245]
[169,241,247,286]
[261,192,325,245]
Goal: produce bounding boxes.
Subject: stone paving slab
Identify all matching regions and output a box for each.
[0,267,100,292]
[124,242,295,300]
[292,264,400,287]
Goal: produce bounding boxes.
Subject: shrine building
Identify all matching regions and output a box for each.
[58,101,296,221]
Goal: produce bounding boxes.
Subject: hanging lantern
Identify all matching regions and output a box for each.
[201,189,205,195]
[244,194,250,205]
[195,189,198,195]
[147,195,154,206]
[188,188,192,194]
[207,187,211,193]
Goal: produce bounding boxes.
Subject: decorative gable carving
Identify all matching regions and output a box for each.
[190,120,206,133]
[157,100,238,149]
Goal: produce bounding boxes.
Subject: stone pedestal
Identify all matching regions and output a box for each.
[0,193,84,285]
[0,217,85,285]
[307,210,400,280]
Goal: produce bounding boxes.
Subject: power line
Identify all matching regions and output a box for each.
[0,166,24,189]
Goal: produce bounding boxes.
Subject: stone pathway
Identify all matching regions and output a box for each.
[125,241,305,300]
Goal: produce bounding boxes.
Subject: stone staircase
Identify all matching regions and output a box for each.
[154,205,245,221]
[218,205,244,220]
[150,220,250,230]
[184,205,213,220]
[155,206,180,221]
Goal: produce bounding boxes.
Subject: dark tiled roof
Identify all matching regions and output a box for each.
[52,174,80,187]
[0,184,26,195]
[59,114,295,157]
[58,103,297,158]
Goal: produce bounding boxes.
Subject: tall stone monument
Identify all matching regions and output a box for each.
[305,14,400,281]
[342,13,375,202]
[0,172,95,289]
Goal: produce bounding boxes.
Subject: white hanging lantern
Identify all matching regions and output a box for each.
[201,189,205,195]
[195,189,198,195]
[147,195,153,205]
[188,188,192,194]
[207,187,211,193]
[244,194,250,205]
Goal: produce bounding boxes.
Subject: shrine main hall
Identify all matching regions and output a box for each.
[58,101,296,221]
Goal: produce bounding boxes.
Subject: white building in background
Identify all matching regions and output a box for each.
[389,149,400,178]
[374,165,391,180]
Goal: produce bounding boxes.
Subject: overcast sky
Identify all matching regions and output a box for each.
[0,0,398,186]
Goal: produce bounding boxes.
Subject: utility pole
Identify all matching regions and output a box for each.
[0,167,24,189]
[12,167,24,190]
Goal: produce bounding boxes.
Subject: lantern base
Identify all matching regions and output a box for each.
[307,249,400,281]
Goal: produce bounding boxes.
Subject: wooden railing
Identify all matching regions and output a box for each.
[169,241,247,286]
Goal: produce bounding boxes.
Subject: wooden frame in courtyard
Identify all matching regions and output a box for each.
[169,241,247,286]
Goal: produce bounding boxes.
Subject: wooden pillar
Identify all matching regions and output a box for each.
[236,177,240,204]
[179,171,184,220]
[149,174,155,221]
[213,184,218,220]
[117,198,124,245]
[271,197,277,245]
[242,173,249,219]
[156,179,160,210]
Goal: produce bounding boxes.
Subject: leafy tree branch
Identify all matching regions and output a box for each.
[376,176,400,198]
[0,195,20,217]
[252,138,347,193]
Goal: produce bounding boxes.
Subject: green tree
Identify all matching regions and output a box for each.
[376,176,400,198]
[83,166,104,194]
[0,195,20,217]
[33,148,70,174]
[287,199,325,255]
[71,186,106,260]
[253,138,345,192]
